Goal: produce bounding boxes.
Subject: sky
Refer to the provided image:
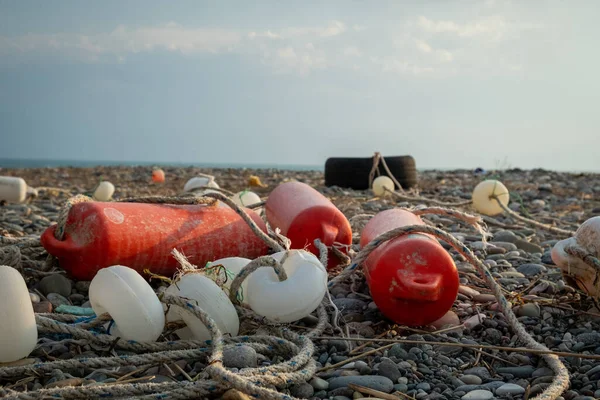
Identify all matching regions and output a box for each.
[0,0,599,171]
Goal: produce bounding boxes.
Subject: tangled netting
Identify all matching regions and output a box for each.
[0,189,583,400]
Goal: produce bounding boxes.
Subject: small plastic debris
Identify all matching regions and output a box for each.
[0,176,27,203]
[93,181,115,201]
[54,305,96,316]
[0,265,38,363]
[372,176,394,197]
[248,175,267,188]
[360,209,459,326]
[165,270,240,341]
[265,181,352,269]
[89,265,165,342]
[246,250,327,323]
[472,179,510,216]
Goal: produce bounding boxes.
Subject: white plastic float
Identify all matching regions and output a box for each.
[472,179,510,216]
[183,176,220,192]
[231,191,262,214]
[552,216,600,297]
[372,176,394,197]
[165,272,239,341]
[0,265,38,363]
[245,250,327,323]
[205,256,252,300]
[89,265,165,342]
[0,176,27,204]
[93,181,115,202]
[231,191,261,207]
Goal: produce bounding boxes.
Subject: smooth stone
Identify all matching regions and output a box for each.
[496,383,526,396]
[473,294,496,303]
[33,300,52,313]
[377,359,401,382]
[496,366,535,378]
[332,298,367,313]
[464,314,486,329]
[222,345,257,369]
[311,377,330,391]
[514,239,543,254]
[490,242,518,251]
[462,367,491,380]
[492,231,518,243]
[328,376,394,393]
[431,311,460,330]
[516,303,541,318]
[517,263,547,277]
[461,390,493,400]
[39,274,72,297]
[459,286,480,298]
[29,292,40,303]
[460,375,482,385]
[290,382,314,399]
[46,293,70,308]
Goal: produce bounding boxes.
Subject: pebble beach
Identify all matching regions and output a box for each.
[1,165,600,400]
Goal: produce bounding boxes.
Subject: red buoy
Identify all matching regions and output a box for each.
[41,202,269,281]
[360,209,459,326]
[152,169,165,183]
[265,181,352,269]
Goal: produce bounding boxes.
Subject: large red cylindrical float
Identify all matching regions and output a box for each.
[360,209,459,326]
[265,181,352,269]
[41,202,269,281]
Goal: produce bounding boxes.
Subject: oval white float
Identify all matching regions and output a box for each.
[246,250,327,323]
[165,272,239,342]
[93,181,115,202]
[0,265,38,363]
[89,265,165,342]
[0,176,27,204]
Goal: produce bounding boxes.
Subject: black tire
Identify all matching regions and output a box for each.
[325,156,417,190]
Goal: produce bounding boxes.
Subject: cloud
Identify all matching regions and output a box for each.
[343,46,362,57]
[0,12,544,78]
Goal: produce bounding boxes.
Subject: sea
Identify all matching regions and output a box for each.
[0,158,324,171]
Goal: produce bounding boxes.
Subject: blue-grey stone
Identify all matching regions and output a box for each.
[328,375,394,393]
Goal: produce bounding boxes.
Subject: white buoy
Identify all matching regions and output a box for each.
[372,176,394,197]
[205,257,252,302]
[246,250,327,323]
[0,176,27,203]
[165,272,239,342]
[552,216,600,297]
[183,177,220,192]
[471,180,510,216]
[89,266,165,342]
[231,191,261,208]
[0,265,38,363]
[93,181,115,202]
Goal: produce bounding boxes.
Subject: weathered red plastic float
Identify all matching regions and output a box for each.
[360,209,459,326]
[41,202,269,281]
[265,181,352,269]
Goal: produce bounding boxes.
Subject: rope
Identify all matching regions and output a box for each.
[386,187,473,207]
[367,152,405,192]
[328,223,569,400]
[494,197,576,236]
